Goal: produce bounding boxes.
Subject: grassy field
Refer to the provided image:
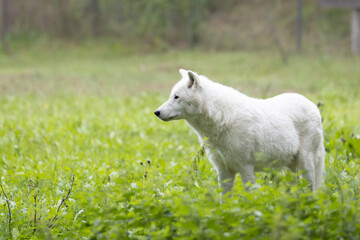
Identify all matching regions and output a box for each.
[0,43,360,239]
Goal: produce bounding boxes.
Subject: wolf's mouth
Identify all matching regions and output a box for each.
[164,115,178,121]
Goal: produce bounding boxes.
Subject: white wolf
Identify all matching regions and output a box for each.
[154,69,325,199]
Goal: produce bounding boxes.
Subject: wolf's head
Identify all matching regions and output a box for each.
[154,69,203,121]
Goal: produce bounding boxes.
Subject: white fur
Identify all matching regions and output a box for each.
[155,69,325,199]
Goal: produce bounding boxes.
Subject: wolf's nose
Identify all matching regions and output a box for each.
[154,110,160,117]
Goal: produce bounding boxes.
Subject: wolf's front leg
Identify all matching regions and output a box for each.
[218,169,236,204]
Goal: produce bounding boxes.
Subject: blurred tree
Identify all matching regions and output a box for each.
[58,0,72,37]
[1,0,11,54]
[90,0,100,37]
[352,9,360,54]
[0,0,354,53]
[297,0,303,53]
[188,0,198,47]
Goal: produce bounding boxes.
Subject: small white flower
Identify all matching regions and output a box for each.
[84,181,94,189]
[9,201,16,208]
[74,209,85,224]
[104,182,115,189]
[21,207,28,214]
[109,132,115,139]
[109,171,119,179]
[164,180,173,187]
[54,199,62,208]
[12,228,20,240]
[56,188,64,195]
[254,210,263,217]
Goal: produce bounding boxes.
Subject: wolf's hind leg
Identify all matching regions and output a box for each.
[239,164,256,191]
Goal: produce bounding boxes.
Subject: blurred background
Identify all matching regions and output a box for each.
[0,0,357,55]
[0,0,359,98]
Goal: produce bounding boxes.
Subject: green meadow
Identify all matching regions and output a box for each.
[1,43,360,239]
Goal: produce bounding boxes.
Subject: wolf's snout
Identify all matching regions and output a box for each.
[154,110,160,117]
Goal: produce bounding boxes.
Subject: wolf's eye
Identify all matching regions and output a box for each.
[174,95,179,99]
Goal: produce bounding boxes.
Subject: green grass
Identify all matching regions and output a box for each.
[1,43,360,239]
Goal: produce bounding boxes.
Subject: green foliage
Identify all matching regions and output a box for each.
[0,47,360,239]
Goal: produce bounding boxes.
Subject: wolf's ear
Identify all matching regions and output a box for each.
[179,69,187,78]
[188,71,199,89]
